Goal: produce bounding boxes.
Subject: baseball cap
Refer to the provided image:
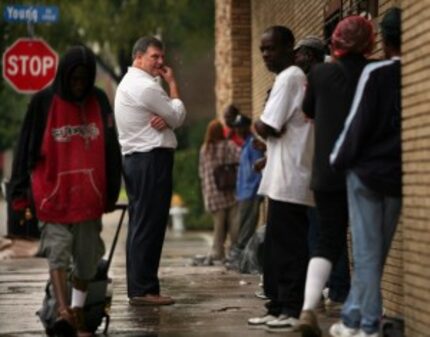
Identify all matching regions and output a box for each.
[232,114,252,127]
[294,36,326,53]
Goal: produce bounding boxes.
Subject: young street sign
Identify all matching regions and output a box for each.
[3,5,59,24]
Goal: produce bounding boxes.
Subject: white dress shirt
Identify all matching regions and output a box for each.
[114,67,186,154]
[257,65,315,206]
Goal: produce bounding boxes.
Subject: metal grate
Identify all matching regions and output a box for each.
[323,0,378,44]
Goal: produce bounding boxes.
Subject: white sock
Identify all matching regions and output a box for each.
[71,288,87,308]
[302,257,332,311]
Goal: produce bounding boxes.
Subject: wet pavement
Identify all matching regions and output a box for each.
[0,208,336,336]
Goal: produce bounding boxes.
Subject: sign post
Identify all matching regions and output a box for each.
[2,38,59,94]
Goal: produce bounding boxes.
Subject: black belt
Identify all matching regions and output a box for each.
[124,148,174,157]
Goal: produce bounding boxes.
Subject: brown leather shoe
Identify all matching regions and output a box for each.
[129,294,175,306]
[72,307,94,337]
[298,310,322,337]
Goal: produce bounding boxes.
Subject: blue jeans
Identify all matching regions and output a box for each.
[341,172,401,334]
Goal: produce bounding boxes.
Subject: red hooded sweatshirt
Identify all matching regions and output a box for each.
[30,46,106,223]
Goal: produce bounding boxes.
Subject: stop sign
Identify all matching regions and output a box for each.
[2,38,58,94]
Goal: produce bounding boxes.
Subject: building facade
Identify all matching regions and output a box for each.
[215,0,430,336]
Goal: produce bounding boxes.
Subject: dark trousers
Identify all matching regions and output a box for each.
[308,207,350,302]
[263,199,309,318]
[313,190,349,264]
[313,190,350,301]
[236,197,262,251]
[123,149,173,298]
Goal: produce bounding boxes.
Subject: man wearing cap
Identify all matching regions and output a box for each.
[294,36,326,74]
[329,8,402,337]
[297,16,374,337]
[294,35,352,318]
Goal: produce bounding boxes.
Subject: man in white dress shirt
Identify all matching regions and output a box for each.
[115,36,186,306]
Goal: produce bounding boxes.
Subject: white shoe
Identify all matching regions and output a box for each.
[248,314,278,325]
[266,314,299,331]
[254,289,268,300]
[356,330,378,337]
[329,321,359,337]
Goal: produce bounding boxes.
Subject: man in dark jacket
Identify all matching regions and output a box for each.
[295,35,351,320]
[329,8,402,337]
[9,46,121,337]
[297,16,374,337]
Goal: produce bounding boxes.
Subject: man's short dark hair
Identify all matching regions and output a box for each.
[264,26,295,49]
[132,36,164,59]
[380,7,401,50]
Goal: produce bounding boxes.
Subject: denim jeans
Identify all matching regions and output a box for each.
[341,172,401,334]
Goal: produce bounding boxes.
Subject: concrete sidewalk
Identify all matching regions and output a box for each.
[0,209,336,336]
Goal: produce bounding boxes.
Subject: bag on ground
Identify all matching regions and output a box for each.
[36,204,127,336]
[239,225,265,274]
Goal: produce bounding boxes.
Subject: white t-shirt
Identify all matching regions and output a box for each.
[114,67,186,155]
[257,65,315,206]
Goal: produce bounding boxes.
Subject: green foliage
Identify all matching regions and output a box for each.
[1,1,215,229]
[0,86,29,151]
[1,0,214,77]
[0,0,214,150]
[173,118,212,230]
[173,148,211,230]
[2,0,215,63]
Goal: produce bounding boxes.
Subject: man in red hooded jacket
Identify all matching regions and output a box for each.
[9,45,121,337]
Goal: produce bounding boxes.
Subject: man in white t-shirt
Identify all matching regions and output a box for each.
[247,26,314,332]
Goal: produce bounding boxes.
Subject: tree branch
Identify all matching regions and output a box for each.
[94,54,122,84]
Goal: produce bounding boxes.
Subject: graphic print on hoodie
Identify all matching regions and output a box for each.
[31,46,107,224]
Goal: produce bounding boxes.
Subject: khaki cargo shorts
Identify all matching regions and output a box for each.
[38,219,105,280]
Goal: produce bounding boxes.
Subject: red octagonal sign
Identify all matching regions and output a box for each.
[2,38,58,94]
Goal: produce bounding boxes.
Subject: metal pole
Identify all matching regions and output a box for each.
[27,20,35,38]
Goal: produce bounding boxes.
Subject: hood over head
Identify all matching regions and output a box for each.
[53,45,96,102]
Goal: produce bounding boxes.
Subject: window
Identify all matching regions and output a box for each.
[323,0,378,43]
[348,0,378,17]
[324,0,342,43]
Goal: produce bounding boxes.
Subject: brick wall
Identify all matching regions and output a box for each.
[215,0,233,119]
[251,0,324,117]
[249,0,404,319]
[401,0,430,335]
[215,0,252,119]
[374,1,405,319]
[215,0,422,331]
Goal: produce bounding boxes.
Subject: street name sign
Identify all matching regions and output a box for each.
[3,5,59,23]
